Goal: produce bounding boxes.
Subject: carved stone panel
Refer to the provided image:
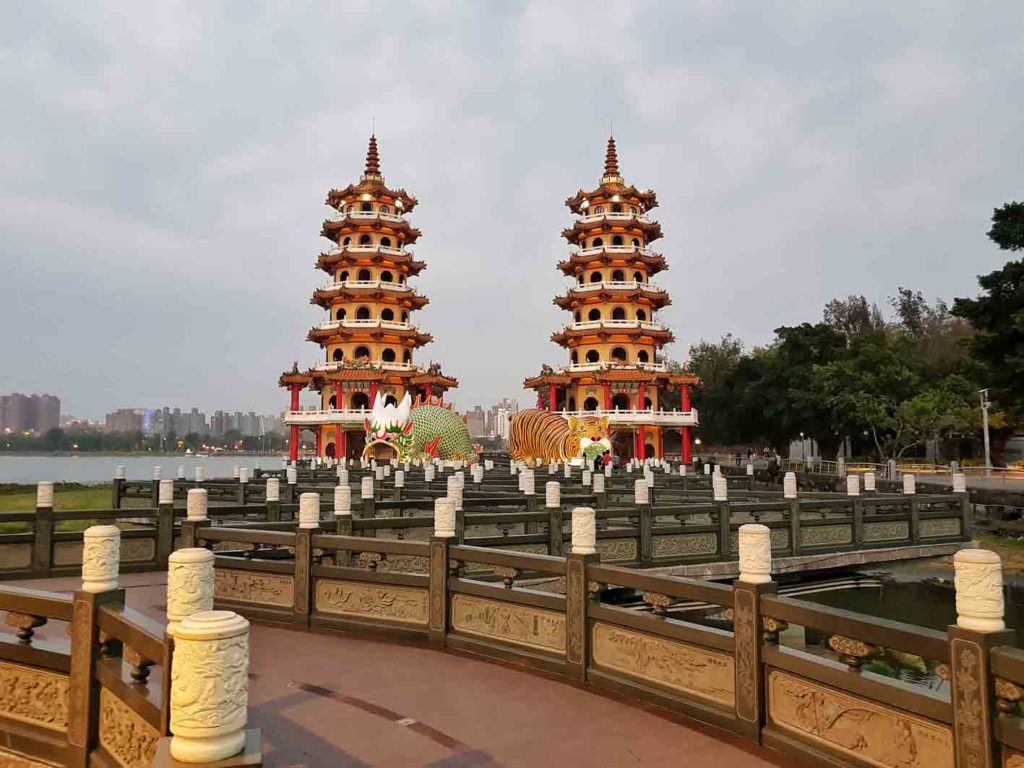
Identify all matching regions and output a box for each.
[652,533,717,559]
[768,669,953,768]
[863,521,911,542]
[733,588,757,722]
[1005,749,1024,767]
[464,544,548,573]
[0,661,69,731]
[375,555,429,574]
[450,594,565,654]
[314,578,428,626]
[98,687,160,768]
[0,749,57,767]
[214,570,294,608]
[54,537,155,567]
[596,538,637,562]
[0,544,31,570]
[590,622,735,707]
[951,637,991,768]
[920,518,961,538]
[799,525,853,548]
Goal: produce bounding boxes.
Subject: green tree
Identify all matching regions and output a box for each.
[987,201,1024,251]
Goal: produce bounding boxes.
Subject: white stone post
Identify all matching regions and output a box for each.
[703,463,710,475]
[334,485,351,515]
[383,465,391,478]
[375,466,385,481]
[953,473,967,493]
[360,477,374,500]
[265,477,279,502]
[187,488,208,521]
[571,507,596,555]
[81,525,120,593]
[169,610,250,763]
[298,492,320,529]
[902,473,916,495]
[746,463,754,476]
[863,471,876,492]
[115,465,126,480]
[166,548,215,636]
[592,473,605,493]
[582,469,592,488]
[545,481,560,508]
[232,466,240,480]
[238,467,248,484]
[713,475,728,501]
[195,466,206,483]
[604,463,612,477]
[522,469,535,495]
[954,549,1005,632]
[846,475,860,496]
[286,466,297,486]
[783,472,797,499]
[434,497,455,538]
[36,481,53,509]
[563,463,571,479]
[424,465,435,482]
[394,470,405,488]
[178,466,186,480]
[337,468,349,485]
[738,523,772,584]
[510,463,517,476]
[634,479,649,505]
[679,464,687,477]
[153,466,162,481]
[159,479,175,505]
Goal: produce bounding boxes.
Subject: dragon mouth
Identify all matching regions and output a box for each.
[362,439,398,461]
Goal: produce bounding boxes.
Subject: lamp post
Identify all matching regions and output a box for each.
[799,431,805,461]
[980,388,992,475]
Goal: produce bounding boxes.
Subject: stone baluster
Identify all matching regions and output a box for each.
[434,497,455,538]
[394,470,405,488]
[571,507,596,555]
[33,482,55,575]
[581,469,592,488]
[902,473,916,495]
[953,473,967,493]
[634,479,649,505]
[82,525,120,593]
[545,481,560,508]
[732,522,776,741]
[846,474,860,496]
[166,548,215,636]
[187,489,209,521]
[863,471,876,492]
[298,493,320,529]
[195,466,206,483]
[177,465,186,480]
[713,475,728,501]
[783,472,797,499]
[592,473,605,494]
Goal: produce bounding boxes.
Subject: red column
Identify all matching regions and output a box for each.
[536,391,543,409]
[638,426,647,460]
[339,428,347,460]
[638,383,647,411]
[548,384,557,411]
[681,384,692,464]
[288,385,301,462]
[657,429,664,459]
[369,381,379,405]
[603,383,611,410]
[315,428,322,457]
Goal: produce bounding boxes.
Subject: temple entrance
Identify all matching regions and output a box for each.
[662,429,682,459]
[325,442,336,459]
[612,430,634,461]
[364,439,397,461]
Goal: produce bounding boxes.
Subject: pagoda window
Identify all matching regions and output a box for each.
[360,202,372,212]
[612,306,626,320]
[574,311,581,322]
[343,237,351,246]
[585,350,599,364]
[381,308,395,321]
[356,306,371,320]
[632,238,640,247]
[403,350,411,363]
[636,309,647,321]
[337,270,349,282]
[611,270,625,282]
[382,348,397,362]
[571,351,579,364]
[328,396,337,408]
[351,392,370,410]
[583,397,599,412]
[633,271,643,283]
[611,347,627,362]
[336,308,346,320]
[588,308,601,321]
[589,272,602,283]
[384,394,398,406]
[359,234,372,245]
[358,268,372,281]
[401,311,408,322]
[332,349,344,362]
[612,235,624,246]
[380,236,392,247]
[354,346,371,360]
[592,237,604,248]
[577,274,584,285]
[381,270,394,283]
[594,206,604,214]
[637,350,650,363]
[568,396,577,410]
[630,206,637,215]
[381,205,390,214]
[612,393,630,410]
[644,397,653,410]
[346,205,353,213]
[611,203,622,213]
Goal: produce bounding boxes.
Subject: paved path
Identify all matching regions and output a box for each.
[18,572,790,768]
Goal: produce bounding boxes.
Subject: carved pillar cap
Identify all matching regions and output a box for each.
[115,465,126,480]
[545,481,561,509]
[361,476,374,499]
[334,485,352,515]
[902,473,916,495]
[265,477,280,502]
[82,525,121,593]
[713,475,728,501]
[159,479,175,505]
[593,473,605,493]
[448,484,463,512]
[634,479,649,505]
[298,493,320,529]
[582,469,592,487]
[953,473,967,493]
[434,497,455,537]
[863,471,876,491]
[375,466,385,481]
[738,523,772,584]
[178,465,186,479]
[167,548,215,634]
[36,481,54,508]
[954,548,1005,631]
[571,506,597,555]
[187,488,208,521]
[153,466,162,480]
[238,467,249,484]
[286,467,297,484]
[195,466,207,482]
[846,475,860,496]
[783,472,798,498]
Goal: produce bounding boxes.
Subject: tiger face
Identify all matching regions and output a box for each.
[567,415,612,456]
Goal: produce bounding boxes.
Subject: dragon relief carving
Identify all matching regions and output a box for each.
[98,688,160,768]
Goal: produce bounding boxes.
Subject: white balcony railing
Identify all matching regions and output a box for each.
[314,319,417,332]
[569,281,666,293]
[573,245,654,259]
[318,280,413,293]
[565,320,667,333]
[330,209,407,224]
[312,360,419,372]
[285,408,373,426]
[578,211,649,225]
[323,244,410,258]
[558,408,698,427]
[565,361,669,373]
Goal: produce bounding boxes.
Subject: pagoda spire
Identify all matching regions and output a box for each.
[363,134,381,178]
[601,135,622,183]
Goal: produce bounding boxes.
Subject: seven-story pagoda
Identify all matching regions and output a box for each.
[279,136,458,461]
[523,138,698,461]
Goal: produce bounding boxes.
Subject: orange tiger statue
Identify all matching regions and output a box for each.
[508,409,612,466]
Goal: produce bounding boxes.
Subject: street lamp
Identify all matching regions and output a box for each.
[799,431,806,461]
[979,389,992,474]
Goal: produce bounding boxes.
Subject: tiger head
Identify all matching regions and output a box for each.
[566,415,612,459]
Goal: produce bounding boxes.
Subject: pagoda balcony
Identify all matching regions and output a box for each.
[566,361,669,373]
[555,408,698,428]
[312,360,420,373]
[323,244,410,258]
[318,279,413,293]
[284,407,374,427]
[329,209,407,224]
[314,318,417,332]
[569,280,661,293]
[565,319,668,333]
[573,244,654,259]
[578,210,650,225]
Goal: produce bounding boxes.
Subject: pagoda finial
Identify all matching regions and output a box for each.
[364,134,381,177]
[602,136,621,181]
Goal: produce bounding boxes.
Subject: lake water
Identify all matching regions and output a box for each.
[0,455,286,484]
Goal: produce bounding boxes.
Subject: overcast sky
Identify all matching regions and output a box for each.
[2,1,1022,419]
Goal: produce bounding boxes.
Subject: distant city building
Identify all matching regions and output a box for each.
[104,404,282,436]
[104,408,146,434]
[490,398,519,440]
[0,393,61,434]
[465,406,487,438]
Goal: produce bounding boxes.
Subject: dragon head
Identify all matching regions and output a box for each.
[363,392,414,461]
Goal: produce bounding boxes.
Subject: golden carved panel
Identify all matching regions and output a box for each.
[98,687,159,768]
[0,750,58,767]
[1006,750,1024,768]
[214,569,294,607]
[450,594,565,654]
[591,622,735,707]
[768,670,953,768]
[314,579,428,626]
[53,538,155,566]
[0,661,69,732]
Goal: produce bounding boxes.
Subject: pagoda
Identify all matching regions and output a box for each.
[279,136,458,461]
[523,138,698,461]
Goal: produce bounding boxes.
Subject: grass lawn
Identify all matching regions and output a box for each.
[0,486,113,533]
